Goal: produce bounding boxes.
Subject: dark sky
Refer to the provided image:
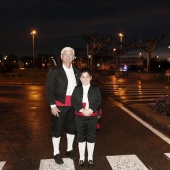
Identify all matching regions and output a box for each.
[0,0,170,59]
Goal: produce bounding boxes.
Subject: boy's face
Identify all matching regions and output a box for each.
[80,72,92,86]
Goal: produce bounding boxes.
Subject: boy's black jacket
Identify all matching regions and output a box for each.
[72,84,102,112]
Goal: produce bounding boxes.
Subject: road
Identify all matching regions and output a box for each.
[96,76,170,105]
[0,84,170,170]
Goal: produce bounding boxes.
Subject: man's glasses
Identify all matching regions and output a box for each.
[62,54,74,57]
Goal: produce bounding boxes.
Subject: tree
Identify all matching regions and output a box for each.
[82,34,112,71]
[123,35,165,72]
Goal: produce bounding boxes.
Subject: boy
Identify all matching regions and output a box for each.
[72,68,102,168]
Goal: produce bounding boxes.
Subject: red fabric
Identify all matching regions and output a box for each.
[55,96,72,106]
[75,102,97,117]
[96,123,100,130]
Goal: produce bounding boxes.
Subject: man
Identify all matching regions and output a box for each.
[46,47,80,164]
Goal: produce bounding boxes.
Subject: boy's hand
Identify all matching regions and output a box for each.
[83,109,92,116]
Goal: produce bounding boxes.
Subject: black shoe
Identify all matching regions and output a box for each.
[54,154,64,164]
[88,160,93,169]
[79,160,84,168]
[66,150,77,160]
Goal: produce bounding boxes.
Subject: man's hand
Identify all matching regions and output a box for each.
[51,106,60,117]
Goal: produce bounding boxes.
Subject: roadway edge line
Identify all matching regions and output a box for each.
[120,106,170,145]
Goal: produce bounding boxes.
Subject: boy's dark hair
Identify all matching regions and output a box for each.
[80,67,92,77]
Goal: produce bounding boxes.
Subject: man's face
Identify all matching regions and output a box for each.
[61,50,74,64]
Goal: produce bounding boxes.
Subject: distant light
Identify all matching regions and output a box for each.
[119,33,123,37]
[168,46,170,48]
[124,65,127,71]
[31,30,36,35]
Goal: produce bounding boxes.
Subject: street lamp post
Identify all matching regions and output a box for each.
[86,44,90,68]
[119,33,123,70]
[31,30,36,69]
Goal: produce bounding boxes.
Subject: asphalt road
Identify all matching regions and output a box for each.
[0,85,170,170]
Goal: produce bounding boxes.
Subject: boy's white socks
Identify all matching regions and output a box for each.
[78,142,86,161]
[87,142,95,161]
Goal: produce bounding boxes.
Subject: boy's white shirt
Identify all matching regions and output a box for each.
[82,83,90,109]
[80,83,93,114]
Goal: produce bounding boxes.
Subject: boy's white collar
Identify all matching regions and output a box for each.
[83,83,90,88]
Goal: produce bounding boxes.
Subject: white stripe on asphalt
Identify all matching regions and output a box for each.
[121,106,170,145]
[106,155,149,170]
[39,158,75,170]
[2,153,170,170]
[0,161,6,170]
[164,153,170,158]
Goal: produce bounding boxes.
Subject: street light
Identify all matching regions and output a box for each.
[31,30,36,69]
[119,33,123,52]
[119,33,123,71]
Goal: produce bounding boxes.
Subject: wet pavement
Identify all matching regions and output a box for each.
[0,84,170,170]
[0,71,170,169]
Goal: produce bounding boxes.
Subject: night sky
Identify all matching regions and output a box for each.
[0,0,170,59]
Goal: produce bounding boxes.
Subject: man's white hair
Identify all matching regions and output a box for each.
[61,47,75,55]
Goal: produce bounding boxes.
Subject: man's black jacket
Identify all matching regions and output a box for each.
[46,65,80,105]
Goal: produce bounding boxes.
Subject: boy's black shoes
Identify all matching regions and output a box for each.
[88,160,93,169]
[54,154,64,164]
[66,150,77,160]
[79,160,84,168]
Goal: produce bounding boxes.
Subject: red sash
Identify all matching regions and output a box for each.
[75,102,97,117]
[55,96,71,106]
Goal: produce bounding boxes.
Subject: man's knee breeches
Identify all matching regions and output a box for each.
[51,106,76,137]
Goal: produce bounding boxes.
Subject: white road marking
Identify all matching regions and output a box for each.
[39,158,75,170]
[106,155,149,170]
[121,106,170,145]
[164,153,170,159]
[0,161,6,170]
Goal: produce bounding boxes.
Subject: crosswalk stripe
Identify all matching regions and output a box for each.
[98,82,170,105]
[123,99,155,102]
[164,153,170,159]
[1,153,169,170]
[39,158,75,170]
[106,155,149,170]
[0,161,6,170]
